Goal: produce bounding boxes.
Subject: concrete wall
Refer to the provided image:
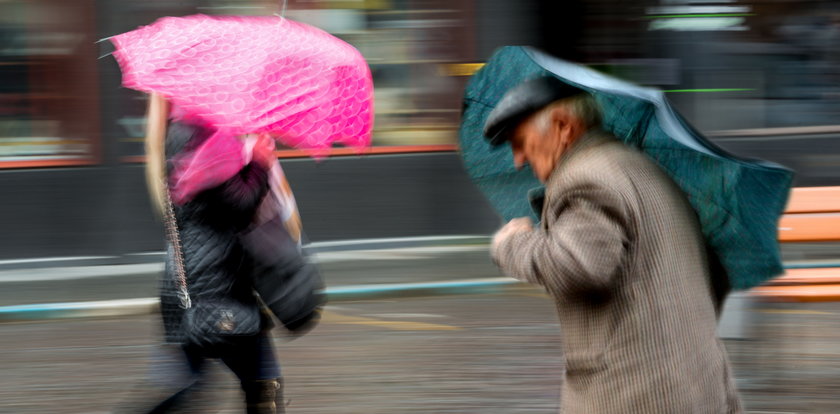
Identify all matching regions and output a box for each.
[0,153,501,260]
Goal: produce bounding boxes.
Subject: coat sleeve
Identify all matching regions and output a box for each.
[492,185,630,295]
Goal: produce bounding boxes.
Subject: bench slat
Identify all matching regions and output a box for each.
[752,187,840,301]
[784,186,840,214]
[749,284,840,303]
[778,213,840,242]
[765,267,840,286]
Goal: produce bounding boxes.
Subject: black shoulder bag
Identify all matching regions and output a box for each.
[164,188,261,349]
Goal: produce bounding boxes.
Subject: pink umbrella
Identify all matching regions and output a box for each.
[111,14,373,151]
[110,14,374,203]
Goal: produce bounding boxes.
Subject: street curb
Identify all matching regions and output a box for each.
[0,298,161,322]
[0,278,522,323]
[0,235,493,271]
[325,278,521,301]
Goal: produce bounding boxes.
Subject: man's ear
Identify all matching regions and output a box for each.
[549,106,574,145]
[550,105,584,149]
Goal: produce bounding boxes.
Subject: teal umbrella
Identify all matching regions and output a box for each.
[459,46,794,290]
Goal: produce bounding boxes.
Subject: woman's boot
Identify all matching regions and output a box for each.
[243,378,285,414]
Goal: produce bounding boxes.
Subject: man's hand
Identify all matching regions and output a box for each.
[492,217,534,254]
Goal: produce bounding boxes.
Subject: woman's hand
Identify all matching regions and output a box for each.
[251,133,277,170]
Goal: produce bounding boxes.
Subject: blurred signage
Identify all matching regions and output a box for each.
[647,3,751,31]
[649,17,747,31]
[289,0,390,9]
[285,9,365,33]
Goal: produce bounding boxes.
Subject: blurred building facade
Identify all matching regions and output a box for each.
[3,0,840,161]
[1,0,838,259]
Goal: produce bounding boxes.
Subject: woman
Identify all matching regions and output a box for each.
[131,92,289,413]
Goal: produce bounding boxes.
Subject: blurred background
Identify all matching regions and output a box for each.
[1,0,839,256]
[0,0,839,413]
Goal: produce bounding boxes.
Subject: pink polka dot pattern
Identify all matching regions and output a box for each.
[111,14,373,153]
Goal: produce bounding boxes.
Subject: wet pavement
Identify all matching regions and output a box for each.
[0,247,503,307]
[2,241,836,308]
[1,288,839,413]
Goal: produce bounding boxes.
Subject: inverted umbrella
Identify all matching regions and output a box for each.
[109,14,374,203]
[459,46,794,290]
[110,14,374,152]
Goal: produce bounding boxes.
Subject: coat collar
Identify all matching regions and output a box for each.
[527,129,615,221]
[544,128,615,190]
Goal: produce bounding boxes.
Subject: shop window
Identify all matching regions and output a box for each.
[0,0,100,167]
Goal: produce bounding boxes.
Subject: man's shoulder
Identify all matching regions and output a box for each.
[547,130,679,208]
[584,130,650,164]
[554,131,648,184]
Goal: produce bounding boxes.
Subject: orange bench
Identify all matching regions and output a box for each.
[749,186,840,302]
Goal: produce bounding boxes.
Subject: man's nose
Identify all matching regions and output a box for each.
[513,151,527,170]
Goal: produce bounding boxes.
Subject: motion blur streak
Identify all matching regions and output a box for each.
[0,0,838,412]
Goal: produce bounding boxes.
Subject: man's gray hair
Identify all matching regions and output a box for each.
[534,93,602,132]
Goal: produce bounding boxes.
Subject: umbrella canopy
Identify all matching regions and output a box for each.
[110,14,374,153]
[459,46,794,290]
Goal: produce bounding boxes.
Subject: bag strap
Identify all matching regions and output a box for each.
[163,182,192,309]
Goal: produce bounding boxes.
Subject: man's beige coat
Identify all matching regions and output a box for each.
[493,130,742,413]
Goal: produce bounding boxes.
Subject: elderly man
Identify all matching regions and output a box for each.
[487,77,742,413]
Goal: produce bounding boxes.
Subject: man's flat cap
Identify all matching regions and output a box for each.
[483,76,584,146]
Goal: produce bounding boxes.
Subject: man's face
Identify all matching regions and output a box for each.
[508,115,563,183]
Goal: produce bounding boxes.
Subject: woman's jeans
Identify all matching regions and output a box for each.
[143,331,280,413]
[183,331,280,382]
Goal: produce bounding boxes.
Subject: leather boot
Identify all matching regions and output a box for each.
[243,378,285,414]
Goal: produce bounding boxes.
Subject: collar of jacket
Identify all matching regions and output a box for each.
[544,128,616,190]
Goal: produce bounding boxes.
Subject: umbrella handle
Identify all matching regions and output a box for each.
[279,0,287,17]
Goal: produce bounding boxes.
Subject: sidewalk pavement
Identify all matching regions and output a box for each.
[0,236,526,323]
[1,235,837,335]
